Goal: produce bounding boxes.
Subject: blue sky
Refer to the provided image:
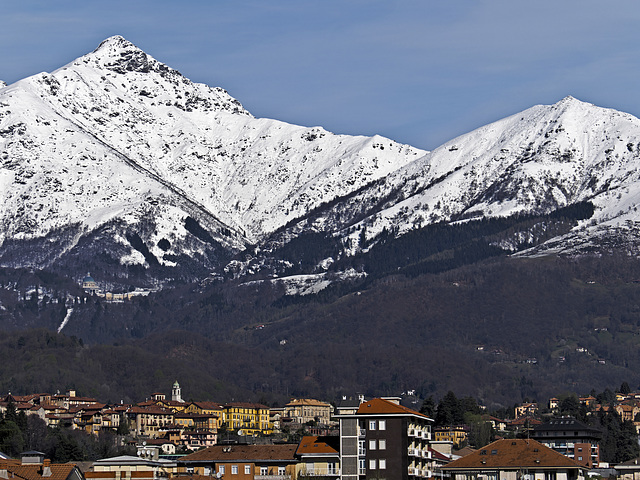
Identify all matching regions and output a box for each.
[2,0,640,150]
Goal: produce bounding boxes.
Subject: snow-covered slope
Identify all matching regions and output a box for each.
[2,36,640,284]
[281,96,640,256]
[0,36,424,275]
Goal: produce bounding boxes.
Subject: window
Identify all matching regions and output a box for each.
[219,466,225,474]
[260,467,268,475]
[369,459,376,470]
[378,420,386,430]
[379,439,386,450]
[278,467,285,475]
[244,465,251,475]
[359,459,366,475]
[369,439,377,450]
[359,440,365,455]
[379,459,386,470]
[578,456,583,461]
[231,465,238,475]
[328,463,337,475]
[369,420,376,430]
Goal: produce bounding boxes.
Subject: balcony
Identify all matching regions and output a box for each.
[300,470,340,477]
[408,467,418,476]
[408,448,419,456]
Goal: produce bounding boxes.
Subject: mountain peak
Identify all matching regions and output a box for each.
[94,35,135,51]
[86,35,173,76]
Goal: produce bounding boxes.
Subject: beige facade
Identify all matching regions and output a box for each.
[284,398,333,425]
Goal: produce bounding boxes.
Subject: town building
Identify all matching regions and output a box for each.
[615,457,640,480]
[0,451,85,480]
[337,397,433,480]
[441,438,587,480]
[514,402,538,419]
[296,435,341,478]
[86,455,178,480]
[434,425,469,447]
[223,403,272,436]
[126,405,175,438]
[531,417,602,468]
[283,399,334,426]
[178,444,299,479]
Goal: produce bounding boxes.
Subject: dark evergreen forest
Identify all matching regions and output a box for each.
[1,201,640,409]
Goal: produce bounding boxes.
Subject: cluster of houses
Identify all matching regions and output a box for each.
[4,385,640,480]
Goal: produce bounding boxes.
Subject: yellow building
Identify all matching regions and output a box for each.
[434,425,469,447]
[223,402,272,435]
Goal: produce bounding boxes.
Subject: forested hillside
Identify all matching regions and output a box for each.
[3,250,640,408]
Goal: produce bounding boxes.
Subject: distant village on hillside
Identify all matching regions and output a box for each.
[3,382,640,479]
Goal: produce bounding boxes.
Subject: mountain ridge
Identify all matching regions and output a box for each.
[1,36,640,286]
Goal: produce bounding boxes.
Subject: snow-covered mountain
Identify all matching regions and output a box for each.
[272,96,640,257]
[2,36,640,286]
[0,36,424,281]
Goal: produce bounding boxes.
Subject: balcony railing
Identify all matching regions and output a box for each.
[300,470,340,477]
[254,476,291,480]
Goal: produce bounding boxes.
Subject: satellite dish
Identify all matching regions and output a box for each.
[216,473,222,479]
[143,441,147,446]
[238,430,243,435]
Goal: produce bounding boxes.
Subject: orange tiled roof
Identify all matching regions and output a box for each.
[442,439,584,470]
[296,436,339,455]
[355,398,430,419]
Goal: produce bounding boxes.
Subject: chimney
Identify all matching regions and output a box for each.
[42,460,52,477]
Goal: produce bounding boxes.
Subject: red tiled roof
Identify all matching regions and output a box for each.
[128,406,174,415]
[180,444,297,462]
[224,402,269,409]
[355,398,431,419]
[190,401,224,410]
[0,462,79,480]
[442,439,585,470]
[509,416,542,426]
